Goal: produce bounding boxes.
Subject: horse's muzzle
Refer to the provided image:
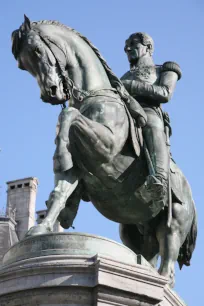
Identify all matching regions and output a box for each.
[41,94,66,105]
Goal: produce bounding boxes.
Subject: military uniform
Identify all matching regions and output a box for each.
[121,61,182,200]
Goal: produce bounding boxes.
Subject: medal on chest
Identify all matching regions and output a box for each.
[130,65,157,84]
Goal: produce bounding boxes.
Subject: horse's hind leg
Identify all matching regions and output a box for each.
[156,202,187,287]
[120,224,159,269]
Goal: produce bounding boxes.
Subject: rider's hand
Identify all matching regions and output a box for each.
[121,80,131,92]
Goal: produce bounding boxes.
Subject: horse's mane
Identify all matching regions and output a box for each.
[34,20,123,90]
[13,20,128,100]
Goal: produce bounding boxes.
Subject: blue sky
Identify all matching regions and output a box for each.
[0,1,203,304]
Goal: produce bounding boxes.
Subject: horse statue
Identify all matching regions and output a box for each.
[12,16,197,287]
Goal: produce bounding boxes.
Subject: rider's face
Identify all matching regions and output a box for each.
[125,39,148,64]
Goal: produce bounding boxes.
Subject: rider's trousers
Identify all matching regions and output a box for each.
[142,106,169,185]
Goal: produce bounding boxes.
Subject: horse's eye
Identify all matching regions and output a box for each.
[34,47,41,57]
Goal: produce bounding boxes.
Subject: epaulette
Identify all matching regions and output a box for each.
[162,61,182,80]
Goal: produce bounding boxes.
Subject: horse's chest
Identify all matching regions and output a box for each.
[81,101,106,123]
[80,98,126,136]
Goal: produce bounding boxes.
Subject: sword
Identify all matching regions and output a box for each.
[165,125,172,228]
[143,140,156,177]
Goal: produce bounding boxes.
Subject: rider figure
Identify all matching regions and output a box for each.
[121,32,182,205]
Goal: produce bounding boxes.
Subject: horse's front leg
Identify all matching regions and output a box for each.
[26,168,79,237]
[69,104,128,164]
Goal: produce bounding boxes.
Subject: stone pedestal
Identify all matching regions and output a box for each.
[0,233,186,306]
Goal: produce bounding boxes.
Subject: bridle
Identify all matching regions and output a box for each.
[37,32,112,108]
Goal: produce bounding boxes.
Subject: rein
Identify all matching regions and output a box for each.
[38,33,117,107]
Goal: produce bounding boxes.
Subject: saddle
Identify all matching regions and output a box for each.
[170,159,184,204]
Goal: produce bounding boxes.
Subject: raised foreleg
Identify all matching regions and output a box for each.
[70,116,117,163]
[69,103,129,171]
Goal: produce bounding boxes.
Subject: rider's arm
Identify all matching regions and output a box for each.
[122,62,182,104]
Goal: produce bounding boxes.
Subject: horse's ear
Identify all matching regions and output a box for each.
[22,14,31,32]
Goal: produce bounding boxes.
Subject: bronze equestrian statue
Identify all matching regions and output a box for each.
[11,16,197,287]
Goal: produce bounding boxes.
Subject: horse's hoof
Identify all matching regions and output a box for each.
[25,224,52,237]
[165,276,175,288]
[169,271,175,288]
[158,268,175,288]
[146,175,165,201]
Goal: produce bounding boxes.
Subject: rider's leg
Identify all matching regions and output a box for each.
[143,107,169,201]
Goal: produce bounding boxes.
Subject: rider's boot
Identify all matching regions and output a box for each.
[140,125,169,216]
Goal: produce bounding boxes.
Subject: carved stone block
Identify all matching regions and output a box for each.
[0,233,186,306]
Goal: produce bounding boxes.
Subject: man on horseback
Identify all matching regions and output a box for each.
[121,32,182,206]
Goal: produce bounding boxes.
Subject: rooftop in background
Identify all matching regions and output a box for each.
[7,177,39,189]
[0,207,6,217]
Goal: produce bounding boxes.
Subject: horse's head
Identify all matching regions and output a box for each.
[12,15,69,105]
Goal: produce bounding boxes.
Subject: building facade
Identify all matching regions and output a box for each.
[0,177,63,266]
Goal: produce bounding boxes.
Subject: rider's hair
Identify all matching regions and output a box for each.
[125,32,154,56]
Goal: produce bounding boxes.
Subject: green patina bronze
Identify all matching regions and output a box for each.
[11,16,197,287]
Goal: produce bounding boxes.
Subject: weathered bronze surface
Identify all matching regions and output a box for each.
[121,32,181,206]
[11,16,197,287]
[3,232,138,266]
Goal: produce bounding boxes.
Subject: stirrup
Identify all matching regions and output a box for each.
[149,199,165,217]
[146,175,165,201]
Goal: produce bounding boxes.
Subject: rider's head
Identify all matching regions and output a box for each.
[124,32,154,64]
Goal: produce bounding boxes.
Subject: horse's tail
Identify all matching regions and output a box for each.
[177,202,197,269]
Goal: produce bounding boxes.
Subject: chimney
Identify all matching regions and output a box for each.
[6,177,38,240]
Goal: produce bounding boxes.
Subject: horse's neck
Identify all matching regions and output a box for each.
[65,32,111,92]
